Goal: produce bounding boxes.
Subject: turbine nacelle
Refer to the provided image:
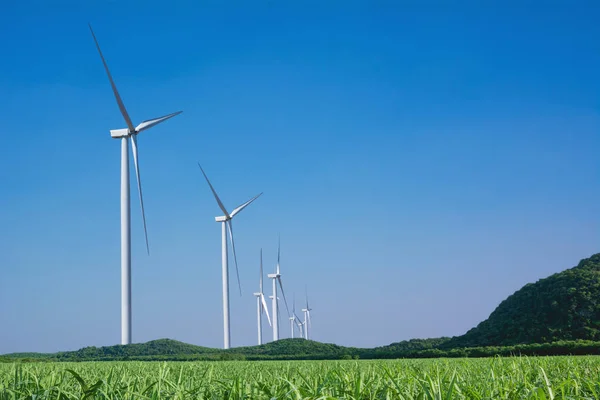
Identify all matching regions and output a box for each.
[110,111,183,139]
[110,128,131,138]
[215,215,229,222]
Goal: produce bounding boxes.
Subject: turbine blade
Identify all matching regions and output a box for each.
[135,111,182,133]
[276,235,281,274]
[293,310,302,332]
[305,285,310,309]
[277,277,291,317]
[130,135,149,254]
[229,193,262,218]
[197,163,229,217]
[261,294,272,326]
[227,220,242,296]
[259,249,263,293]
[88,24,135,132]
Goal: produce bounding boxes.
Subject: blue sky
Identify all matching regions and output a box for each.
[0,1,598,353]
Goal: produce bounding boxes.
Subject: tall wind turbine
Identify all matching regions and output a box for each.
[89,25,182,345]
[268,238,290,341]
[198,164,262,349]
[253,249,271,345]
[301,288,313,340]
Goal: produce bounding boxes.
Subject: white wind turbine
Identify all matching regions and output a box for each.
[301,288,313,340]
[268,238,290,341]
[253,249,272,345]
[89,25,182,345]
[289,294,304,339]
[198,164,262,349]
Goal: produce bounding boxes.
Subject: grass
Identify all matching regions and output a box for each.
[1,356,600,399]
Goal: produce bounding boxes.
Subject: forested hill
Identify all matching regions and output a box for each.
[1,340,216,362]
[445,253,600,348]
[229,338,358,358]
[59,339,215,360]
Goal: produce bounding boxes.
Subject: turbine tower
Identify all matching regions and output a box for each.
[253,249,271,345]
[301,288,313,340]
[289,297,295,339]
[268,238,290,341]
[198,164,262,349]
[89,25,182,345]
[300,320,306,339]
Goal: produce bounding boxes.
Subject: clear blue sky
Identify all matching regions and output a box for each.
[0,1,598,354]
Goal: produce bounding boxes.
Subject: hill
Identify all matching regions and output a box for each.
[446,253,600,348]
[229,338,361,359]
[54,339,216,361]
[366,337,452,357]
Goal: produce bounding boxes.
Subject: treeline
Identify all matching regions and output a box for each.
[360,340,600,359]
[7,339,600,363]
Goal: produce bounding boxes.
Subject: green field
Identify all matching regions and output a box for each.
[2,356,600,399]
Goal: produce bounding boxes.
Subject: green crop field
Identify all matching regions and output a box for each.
[1,356,600,399]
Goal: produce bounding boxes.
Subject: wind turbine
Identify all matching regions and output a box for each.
[301,288,313,340]
[268,238,290,341]
[253,249,271,345]
[89,25,182,345]
[198,164,262,349]
[289,294,304,339]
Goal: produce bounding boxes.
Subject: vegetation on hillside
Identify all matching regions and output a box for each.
[5,338,600,362]
[1,353,52,359]
[229,339,359,358]
[368,338,452,357]
[54,339,215,361]
[446,253,600,348]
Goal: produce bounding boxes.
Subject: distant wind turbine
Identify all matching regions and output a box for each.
[89,24,182,345]
[198,164,262,349]
[253,249,272,345]
[301,287,313,340]
[289,293,304,339]
[268,237,290,341]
